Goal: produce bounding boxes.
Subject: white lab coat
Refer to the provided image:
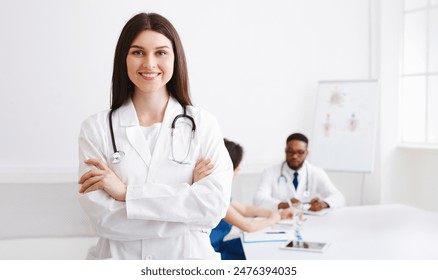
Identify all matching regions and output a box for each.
[253,161,345,210]
[77,97,233,260]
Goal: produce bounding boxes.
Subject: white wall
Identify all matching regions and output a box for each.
[0,0,371,180]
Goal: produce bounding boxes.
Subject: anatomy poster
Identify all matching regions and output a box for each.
[310,80,379,173]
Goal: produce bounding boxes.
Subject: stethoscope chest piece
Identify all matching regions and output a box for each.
[111,151,125,164]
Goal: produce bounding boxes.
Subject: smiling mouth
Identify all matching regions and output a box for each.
[139,72,160,78]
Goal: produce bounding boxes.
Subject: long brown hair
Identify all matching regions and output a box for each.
[111,13,191,110]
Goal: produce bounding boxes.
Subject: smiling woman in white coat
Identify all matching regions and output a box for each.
[77,13,233,260]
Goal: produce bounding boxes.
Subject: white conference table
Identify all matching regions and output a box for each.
[241,204,438,259]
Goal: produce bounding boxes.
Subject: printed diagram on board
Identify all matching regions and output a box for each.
[329,86,345,107]
[312,80,379,173]
[347,113,358,132]
[320,86,361,138]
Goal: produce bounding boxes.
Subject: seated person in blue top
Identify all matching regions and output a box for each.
[253,133,346,211]
[193,139,293,260]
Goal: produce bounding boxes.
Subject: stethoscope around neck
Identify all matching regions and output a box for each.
[108,104,196,164]
[278,161,310,198]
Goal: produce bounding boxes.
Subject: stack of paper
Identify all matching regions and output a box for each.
[242,227,295,243]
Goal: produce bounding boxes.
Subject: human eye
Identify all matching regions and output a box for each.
[156,50,167,56]
[285,150,306,156]
[131,49,144,56]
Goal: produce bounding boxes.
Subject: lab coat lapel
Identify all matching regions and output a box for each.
[118,99,152,167]
[149,97,181,169]
[127,126,152,167]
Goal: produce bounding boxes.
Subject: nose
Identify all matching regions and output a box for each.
[142,62,156,69]
[142,55,156,69]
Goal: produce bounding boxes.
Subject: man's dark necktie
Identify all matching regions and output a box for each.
[293,171,299,191]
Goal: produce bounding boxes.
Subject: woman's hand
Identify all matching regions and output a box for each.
[192,158,213,183]
[267,210,282,222]
[278,208,294,219]
[79,159,127,201]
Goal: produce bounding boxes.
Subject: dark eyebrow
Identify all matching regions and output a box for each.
[129,45,144,49]
[129,45,171,50]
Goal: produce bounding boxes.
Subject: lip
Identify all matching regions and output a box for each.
[138,72,161,80]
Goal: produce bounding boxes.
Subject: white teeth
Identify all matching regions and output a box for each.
[140,73,159,78]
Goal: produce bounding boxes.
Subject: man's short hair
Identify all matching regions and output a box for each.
[286,133,309,145]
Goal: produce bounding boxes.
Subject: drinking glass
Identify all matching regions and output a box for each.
[292,202,305,241]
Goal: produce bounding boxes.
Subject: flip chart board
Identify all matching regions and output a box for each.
[310,80,379,173]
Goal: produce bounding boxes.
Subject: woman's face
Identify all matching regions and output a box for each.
[126,30,175,96]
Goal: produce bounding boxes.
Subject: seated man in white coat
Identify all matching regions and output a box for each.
[253,133,345,212]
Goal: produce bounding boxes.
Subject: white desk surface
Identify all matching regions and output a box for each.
[242,204,438,260]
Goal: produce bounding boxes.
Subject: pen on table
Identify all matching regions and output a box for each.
[265,231,286,234]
